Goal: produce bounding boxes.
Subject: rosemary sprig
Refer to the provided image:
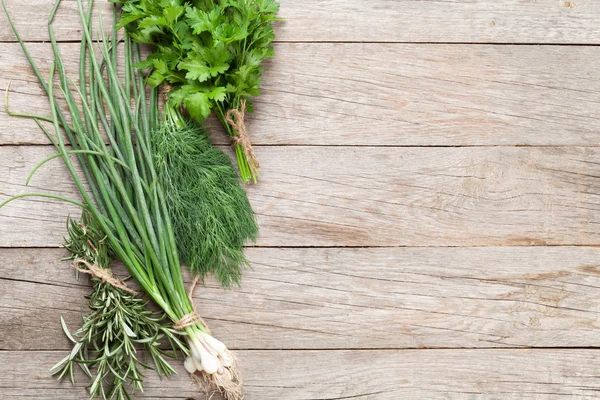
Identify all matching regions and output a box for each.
[52,212,183,400]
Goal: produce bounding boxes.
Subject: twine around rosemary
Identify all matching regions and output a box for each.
[74,259,207,331]
[225,99,260,177]
[173,276,211,332]
[73,259,137,294]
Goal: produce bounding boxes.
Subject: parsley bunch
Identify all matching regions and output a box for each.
[116,0,280,183]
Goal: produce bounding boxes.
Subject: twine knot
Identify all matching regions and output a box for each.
[225,99,260,177]
[173,312,202,330]
[73,259,137,294]
[173,276,211,332]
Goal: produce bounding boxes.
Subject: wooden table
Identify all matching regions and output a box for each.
[2,1,600,398]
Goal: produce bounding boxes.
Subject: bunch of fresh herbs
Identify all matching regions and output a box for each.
[2,0,243,397]
[153,107,258,287]
[52,212,183,400]
[115,0,280,183]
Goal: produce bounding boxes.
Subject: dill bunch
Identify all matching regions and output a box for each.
[152,109,258,287]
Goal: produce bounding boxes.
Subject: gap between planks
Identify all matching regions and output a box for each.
[3,40,600,46]
[5,346,600,352]
[24,242,600,250]
[8,144,600,148]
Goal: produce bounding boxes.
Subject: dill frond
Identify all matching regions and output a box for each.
[152,118,258,287]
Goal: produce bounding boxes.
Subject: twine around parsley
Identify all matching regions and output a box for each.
[225,99,260,178]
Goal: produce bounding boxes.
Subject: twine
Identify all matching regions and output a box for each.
[74,258,210,331]
[161,84,173,104]
[173,276,211,332]
[225,99,260,177]
[173,312,201,330]
[73,259,137,294]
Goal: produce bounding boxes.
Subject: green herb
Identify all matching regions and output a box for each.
[2,0,242,397]
[115,0,280,183]
[153,108,258,287]
[52,212,182,400]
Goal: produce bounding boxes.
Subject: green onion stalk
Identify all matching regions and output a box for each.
[1,0,241,397]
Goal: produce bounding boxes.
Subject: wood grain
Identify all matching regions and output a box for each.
[2,43,600,146]
[2,1,599,399]
[2,145,600,247]
[1,0,600,44]
[3,247,600,351]
[2,349,600,399]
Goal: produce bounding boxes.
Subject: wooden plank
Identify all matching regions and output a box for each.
[2,145,600,247]
[0,0,113,43]
[3,246,600,350]
[2,349,600,399]
[2,0,600,44]
[3,43,600,146]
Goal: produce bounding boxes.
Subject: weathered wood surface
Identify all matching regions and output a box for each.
[3,43,600,146]
[3,145,600,247]
[2,0,600,44]
[2,0,600,398]
[2,349,600,399]
[3,247,600,351]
